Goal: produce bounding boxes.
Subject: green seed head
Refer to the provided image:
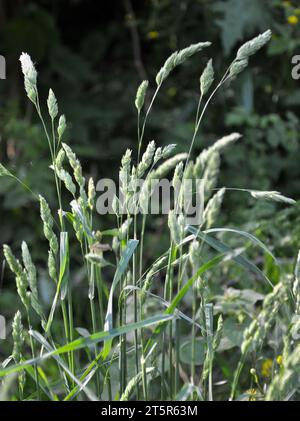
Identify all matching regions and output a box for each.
[47,88,58,120]
[135,80,149,111]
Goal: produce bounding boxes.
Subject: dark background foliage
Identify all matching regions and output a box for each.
[1,0,300,323]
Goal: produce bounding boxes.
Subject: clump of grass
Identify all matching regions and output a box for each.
[0,30,299,402]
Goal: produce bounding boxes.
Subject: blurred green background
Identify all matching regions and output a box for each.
[1,0,300,331]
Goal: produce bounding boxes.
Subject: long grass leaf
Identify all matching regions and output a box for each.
[0,314,173,377]
[187,226,274,288]
[102,239,139,358]
[205,227,277,262]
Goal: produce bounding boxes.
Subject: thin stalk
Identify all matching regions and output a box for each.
[95,266,104,330]
[184,68,232,172]
[90,290,101,396]
[175,237,185,394]
[139,214,146,279]
[191,282,197,383]
[161,241,175,399]
[208,359,213,401]
[10,175,38,200]
[139,83,161,154]
[139,215,148,400]
[61,300,72,374]
[132,214,140,399]
[231,355,247,400]
[67,288,75,386]
[27,314,40,400]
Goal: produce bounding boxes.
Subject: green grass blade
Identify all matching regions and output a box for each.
[102,238,139,358]
[0,314,173,377]
[59,232,70,300]
[144,254,225,352]
[30,330,98,401]
[205,227,277,262]
[187,226,274,288]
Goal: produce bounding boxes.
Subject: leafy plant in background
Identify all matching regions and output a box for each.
[0,29,300,401]
[1,2,300,331]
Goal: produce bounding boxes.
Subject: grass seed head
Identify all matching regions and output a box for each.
[200,58,214,96]
[236,29,272,60]
[203,187,226,229]
[58,115,66,140]
[3,245,23,276]
[12,311,24,363]
[19,52,37,103]
[47,88,58,120]
[135,80,149,111]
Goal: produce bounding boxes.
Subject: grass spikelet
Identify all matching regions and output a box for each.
[3,245,23,276]
[56,168,76,197]
[22,241,44,320]
[48,250,57,283]
[200,58,214,96]
[62,143,86,198]
[3,246,30,309]
[229,58,248,77]
[120,149,132,200]
[139,173,158,214]
[135,80,149,112]
[156,42,211,85]
[12,311,26,399]
[189,240,201,270]
[211,132,242,152]
[137,140,156,177]
[175,42,211,66]
[120,368,155,401]
[47,89,58,120]
[39,195,58,255]
[19,52,37,103]
[58,115,66,140]
[88,177,96,210]
[203,187,226,229]
[119,218,133,240]
[213,314,223,351]
[202,151,220,198]
[172,161,184,194]
[168,210,181,245]
[250,190,296,205]
[154,153,188,178]
[293,251,300,314]
[16,272,30,310]
[236,30,272,60]
[21,242,37,296]
[12,311,24,363]
[156,51,178,85]
[55,149,65,170]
